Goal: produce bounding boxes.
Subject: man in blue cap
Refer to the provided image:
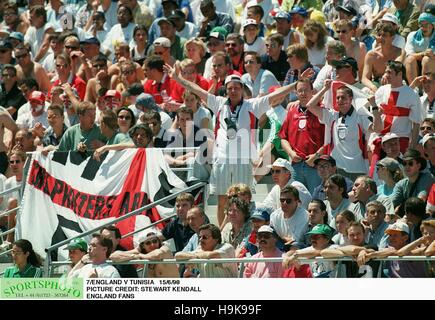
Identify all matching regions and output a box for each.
[273,11,300,53]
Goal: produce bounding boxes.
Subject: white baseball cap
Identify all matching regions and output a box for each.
[224,74,244,86]
[153,37,171,48]
[385,221,410,235]
[381,13,400,26]
[257,225,274,234]
[242,19,258,29]
[266,158,293,171]
[381,132,399,144]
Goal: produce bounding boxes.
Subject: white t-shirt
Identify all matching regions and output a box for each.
[24,23,54,60]
[307,36,335,68]
[270,206,309,244]
[206,94,270,161]
[0,174,8,211]
[375,85,425,138]
[193,106,212,129]
[70,262,120,278]
[244,36,267,56]
[4,176,22,206]
[262,180,312,210]
[16,111,49,130]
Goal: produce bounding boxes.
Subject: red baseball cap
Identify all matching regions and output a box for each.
[104,90,121,99]
[29,91,46,103]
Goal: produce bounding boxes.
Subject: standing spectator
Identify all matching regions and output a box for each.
[168,8,198,40]
[279,78,325,194]
[37,104,68,154]
[184,38,208,76]
[242,19,266,56]
[262,158,312,210]
[303,20,334,68]
[260,33,290,84]
[159,193,195,253]
[391,149,434,208]
[157,16,186,61]
[0,64,26,120]
[51,53,86,100]
[0,108,18,174]
[306,80,382,180]
[225,33,245,76]
[273,11,300,51]
[270,185,309,248]
[69,234,120,278]
[143,55,175,106]
[174,223,238,278]
[3,239,42,278]
[241,51,279,98]
[243,225,284,278]
[198,0,233,38]
[221,197,252,249]
[202,27,228,80]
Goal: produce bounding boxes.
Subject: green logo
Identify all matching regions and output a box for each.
[1,278,83,299]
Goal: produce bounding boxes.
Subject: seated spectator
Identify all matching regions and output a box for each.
[181,91,211,130]
[130,24,150,66]
[242,19,266,56]
[3,239,43,278]
[397,220,435,258]
[272,11,300,51]
[116,107,136,134]
[152,36,176,67]
[112,61,143,99]
[412,73,434,118]
[0,64,26,120]
[169,8,198,40]
[376,157,404,196]
[143,55,175,107]
[260,33,290,84]
[140,110,168,148]
[221,197,252,249]
[37,104,68,155]
[262,158,312,210]
[207,51,238,96]
[174,223,238,278]
[270,185,309,249]
[184,38,208,75]
[202,27,228,80]
[62,238,88,278]
[321,222,380,278]
[108,42,145,81]
[110,231,179,277]
[421,132,435,176]
[0,108,18,174]
[69,233,120,278]
[404,197,431,242]
[84,54,111,104]
[362,200,391,249]
[303,199,329,247]
[303,19,335,68]
[182,207,209,253]
[13,128,35,153]
[388,0,421,38]
[357,221,430,277]
[132,93,172,130]
[243,225,284,278]
[332,210,355,245]
[225,33,245,76]
[283,224,337,278]
[391,149,434,208]
[16,91,49,131]
[51,53,86,100]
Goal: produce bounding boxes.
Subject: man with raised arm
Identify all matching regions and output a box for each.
[165,61,313,229]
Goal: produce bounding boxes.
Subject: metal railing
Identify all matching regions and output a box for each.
[44,181,207,276]
[46,255,435,278]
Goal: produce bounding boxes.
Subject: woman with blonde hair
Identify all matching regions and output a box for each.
[184,38,208,75]
[303,20,334,68]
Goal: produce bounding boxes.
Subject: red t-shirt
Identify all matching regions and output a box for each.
[170,74,210,103]
[50,75,86,100]
[278,102,325,160]
[282,264,312,278]
[143,74,175,104]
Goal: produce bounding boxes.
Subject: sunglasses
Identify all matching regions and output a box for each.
[144,238,159,246]
[420,126,432,131]
[15,53,28,59]
[118,115,131,120]
[280,198,293,204]
[155,51,164,55]
[225,43,237,47]
[65,45,79,50]
[403,160,416,167]
[257,233,272,240]
[336,30,348,34]
[271,169,284,174]
[9,160,21,164]
[244,60,256,65]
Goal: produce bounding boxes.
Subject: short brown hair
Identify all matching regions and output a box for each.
[100,109,119,131]
[47,104,64,117]
[175,193,194,206]
[77,101,96,116]
[286,43,308,62]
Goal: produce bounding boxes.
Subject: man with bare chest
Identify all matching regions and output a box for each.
[362,23,404,93]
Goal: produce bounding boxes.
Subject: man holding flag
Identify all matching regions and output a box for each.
[306,79,383,181]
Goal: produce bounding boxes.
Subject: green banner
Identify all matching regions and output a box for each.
[1,278,83,299]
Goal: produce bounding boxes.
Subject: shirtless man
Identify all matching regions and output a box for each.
[335,19,367,80]
[0,108,19,174]
[110,232,180,278]
[84,54,111,104]
[14,44,50,93]
[107,42,145,81]
[362,22,403,93]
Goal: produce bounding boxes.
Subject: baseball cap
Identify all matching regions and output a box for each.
[158,17,176,27]
[135,93,158,110]
[9,32,24,43]
[168,9,185,21]
[385,221,410,235]
[289,6,308,17]
[153,37,171,48]
[29,91,46,103]
[224,74,244,86]
[376,157,400,171]
[421,133,435,147]
[266,158,293,171]
[402,148,427,171]
[122,83,144,97]
[257,225,274,234]
[208,26,227,41]
[0,40,12,50]
[80,37,100,45]
[425,3,435,15]
[138,231,162,244]
[273,11,291,22]
[306,224,334,238]
[64,237,88,252]
[381,132,399,144]
[418,12,435,24]
[336,5,358,17]
[104,90,121,99]
[161,0,179,6]
[242,19,258,29]
[330,56,358,72]
[250,207,272,221]
[381,13,400,26]
[314,155,337,167]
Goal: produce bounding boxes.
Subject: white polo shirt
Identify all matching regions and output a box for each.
[321,106,372,173]
[270,206,309,245]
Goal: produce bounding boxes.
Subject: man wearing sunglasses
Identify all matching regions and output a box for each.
[270,185,309,250]
[243,225,284,278]
[110,231,179,277]
[260,33,290,83]
[391,148,434,208]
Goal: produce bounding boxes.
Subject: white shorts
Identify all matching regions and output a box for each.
[209,161,253,195]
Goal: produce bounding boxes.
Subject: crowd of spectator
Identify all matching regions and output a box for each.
[0,0,434,278]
